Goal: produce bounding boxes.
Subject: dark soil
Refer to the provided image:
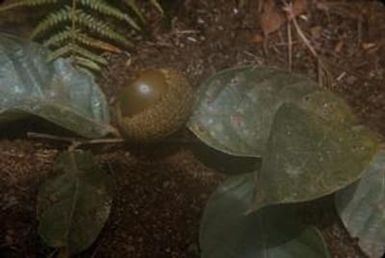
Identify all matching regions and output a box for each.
[1,0,385,258]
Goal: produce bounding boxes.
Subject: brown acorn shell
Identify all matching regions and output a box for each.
[116,69,194,142]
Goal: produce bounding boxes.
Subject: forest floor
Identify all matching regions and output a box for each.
[0,0,385,257]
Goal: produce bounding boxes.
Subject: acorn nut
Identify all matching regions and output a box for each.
[116,68,194,142]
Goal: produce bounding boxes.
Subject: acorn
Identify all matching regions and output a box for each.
[116,68,194,142]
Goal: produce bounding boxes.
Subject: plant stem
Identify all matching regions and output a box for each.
[70,0,77,60]
[27,132,126,150]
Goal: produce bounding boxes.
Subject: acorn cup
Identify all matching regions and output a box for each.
[115,68,194,142]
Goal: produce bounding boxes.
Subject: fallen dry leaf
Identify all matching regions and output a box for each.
[259,0,309,36]
[315,0,329,12]
[259,0,286,35]
[361,42,376,50]
[291,0,308,18]
[334,41,344,53]
[251,34,265,44]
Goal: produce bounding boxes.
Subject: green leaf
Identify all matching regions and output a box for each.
[335,149,385,258]
[252,103,378,211]
[188,66,318,157]
[37,151,113,254]
[0,33,115,138]
[298,90,356,125]
[200,174,331,258]
[191,141,261,175]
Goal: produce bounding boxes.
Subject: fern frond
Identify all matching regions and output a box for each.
[70,44,108,65]
[79,0,141,30]
[30,6,73,39]
[76,9,134,47]
[44,27,122,53]
[73,32,123,53]
[0,0,58,12]
[74,56,102,72]
[47,43,108,66]
[7,0,159,73]
[47,44,72,62]
[47,45,107,71]
[43,28,73,47]
[150,0,164,15]
[123,0,145,22]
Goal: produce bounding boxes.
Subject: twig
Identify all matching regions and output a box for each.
[287,20,292,72]
[263,34,269,56]
[282,2,332,88]
[287,8,318,58]
[28,132,76,143]
[27,132,125,151]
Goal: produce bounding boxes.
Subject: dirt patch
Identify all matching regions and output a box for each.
[1,0,385,257]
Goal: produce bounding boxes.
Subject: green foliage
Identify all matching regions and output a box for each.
[252,103,377,211]
[0,33,115,138]
[0,34,117,254]
[189,66,384,257]
[38,150,113,254]
[0,0,161,71]
[200,173,331,258]
[188,66,318,157]
[335,149,385,258]
[0,0,59,11]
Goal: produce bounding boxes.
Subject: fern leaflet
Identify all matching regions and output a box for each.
[0,0,58,12]
[0,0,162,72]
